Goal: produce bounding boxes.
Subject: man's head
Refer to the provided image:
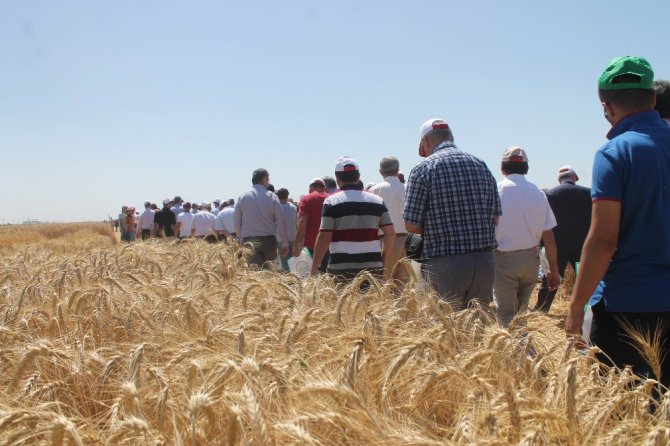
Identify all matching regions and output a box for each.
[418,118,453,158]
[144,200,151,209]
[500,146,529,176]
[213,198,222,208]
[173,196,182,205]
[379,156,400,178]
[557,165,579,183]
[267,184,275,193]
[150,203,159,210]
[201,201,212,212]
[162,198,171,209]
[252,168,270,187]
[398,171,405,184]
[122,205,128,212]
[334,157,361,187]
[308,177,325,193]
[598,56,655,126]
[227,198,235,206]
[183,202,192,212]
[276,188,289,203]
[322,176,337,191]
[654,80,670,121]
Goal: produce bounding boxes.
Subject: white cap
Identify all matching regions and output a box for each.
[310,177,325,186]
[335,156,359,172]
[201,201,210,208]
[162,198,171,205]
[213,198,222,204]
[558,165,578,180]
[419,118,450,139]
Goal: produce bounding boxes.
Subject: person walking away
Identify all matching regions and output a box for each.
[119,205,129,242]
[234,168,289,268]
[175,202,194,239]
[311,157,395,281]
[654,80,670,125]
[493,147,560,327]
[125,207,137,242]
[534,165,591,312]
[294,178,329,271]
[154,198,177,238]
[565,56,670,387]
[276,188,297,272]
[192,202,217,243]
[136,201,155,241]
[404,118,501,311]
[369,156,408,284]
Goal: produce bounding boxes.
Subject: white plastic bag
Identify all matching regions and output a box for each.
[288,248,313,278]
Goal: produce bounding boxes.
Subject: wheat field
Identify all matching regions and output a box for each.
[0,223,668,445]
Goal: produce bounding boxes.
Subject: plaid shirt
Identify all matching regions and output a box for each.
[404,141,501,257]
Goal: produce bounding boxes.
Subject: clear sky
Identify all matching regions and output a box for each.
[1,1,668,223]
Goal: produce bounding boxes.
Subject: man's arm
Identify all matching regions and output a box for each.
[310,231,332,275]
[541,229,560,290]
[405,222,423,234]
[294,215,308,256]
[380,224,396,279]
[565,200,621,336]
[233,204,242,236]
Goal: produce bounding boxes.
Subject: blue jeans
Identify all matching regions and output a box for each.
[422,250,494,311]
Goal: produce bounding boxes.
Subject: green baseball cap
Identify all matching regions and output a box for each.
[599,56,654,91]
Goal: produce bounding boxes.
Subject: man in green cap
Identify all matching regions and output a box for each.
[565,56,670,387]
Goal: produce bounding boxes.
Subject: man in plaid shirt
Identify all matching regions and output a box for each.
[404,118,501,310]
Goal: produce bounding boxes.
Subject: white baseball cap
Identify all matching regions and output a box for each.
[419,118,450,139]
[335,157,359,172]
[213,198,222,204]
[558,165,578,180]
[162,198,171,205]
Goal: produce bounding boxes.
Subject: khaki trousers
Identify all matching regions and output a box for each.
[493,247,540,328]
[381,234,409,283]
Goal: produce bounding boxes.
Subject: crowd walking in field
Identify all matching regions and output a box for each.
[111,57,670,390]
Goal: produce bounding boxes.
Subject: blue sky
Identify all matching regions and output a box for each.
[1,1,668,222]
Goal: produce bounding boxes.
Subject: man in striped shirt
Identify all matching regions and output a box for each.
[310,157,396,280]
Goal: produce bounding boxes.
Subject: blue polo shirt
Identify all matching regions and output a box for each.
[590,110,670,312]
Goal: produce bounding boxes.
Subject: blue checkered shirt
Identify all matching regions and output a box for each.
[404,141,501,257]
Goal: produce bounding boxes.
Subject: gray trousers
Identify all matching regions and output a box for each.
[493,247,539,328]
[422,250,494,311]
[242,235,278,269]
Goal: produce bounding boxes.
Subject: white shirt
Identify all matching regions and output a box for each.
[216,206,236,234]
[369,176,406,234]
[176,211,194,237]
[212,207,221,216]
[137,208,156,230]
[278,202,297,243]
[496,174,557,252]
[192,210,217,236]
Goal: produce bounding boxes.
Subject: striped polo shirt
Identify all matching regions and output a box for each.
[320,183,393,271]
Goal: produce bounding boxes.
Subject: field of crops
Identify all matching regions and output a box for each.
[0,223,668,445]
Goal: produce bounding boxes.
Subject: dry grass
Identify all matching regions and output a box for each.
[0,224,668,445]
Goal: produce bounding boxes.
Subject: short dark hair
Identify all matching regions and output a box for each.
[654,80,670,119]
[267,184,275,192]
[336,170,361,184]
[276,188,289,200]
[501,162,529,175]
[599,74,654,110]
[252,168,269,185]
[322,176,337,189]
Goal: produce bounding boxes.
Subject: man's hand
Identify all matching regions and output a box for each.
[546,271,560,291]
[565,302,587,349]
[308,265,319,277]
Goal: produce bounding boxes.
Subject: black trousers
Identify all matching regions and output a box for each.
[590,301,670,388]
[535,243,580,312]
[141,229,151,241]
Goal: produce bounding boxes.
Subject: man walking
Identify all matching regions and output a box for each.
[404,118,501,310]
[234,168,289,268]
[493,147,560,327]
[565,56,670,386]
[192,202,217,242]
[276,188,297,272]
[534,165,591,312]
[175,202,194,239]
[136,201,155,241]
[153,198,176,238]
[311,157,395,280]
[369,156,408,283]
[294,178,329,271]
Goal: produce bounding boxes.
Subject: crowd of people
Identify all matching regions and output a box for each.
[113,56,670,389]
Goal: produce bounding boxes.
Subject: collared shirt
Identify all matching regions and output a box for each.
[137,208,156,230]
[215,206,236,234]
[171,204,183,217]
[192,210,217,237]
[496,174,556,252]
[369,176,406,234]
[279,202,297,243]
[298,190,329,249]
[590,110,670,312]
[176,211,194,237]
[234,184,288,245]
[404,141,501,257]
[320,183,393,270]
